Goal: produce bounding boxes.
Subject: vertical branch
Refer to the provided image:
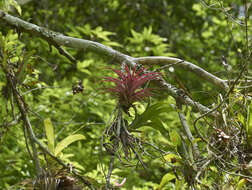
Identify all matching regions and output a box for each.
[105,154,115,190]
[243,0,249,101]
[176,95,199,158]
[116,108,122,137]
[5,71,42,177]
[244,0,249,58]
[23,112,43,176]
[178,111,199,157]
[22,124,34,164]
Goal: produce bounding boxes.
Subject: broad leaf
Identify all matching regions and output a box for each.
[235,178,247,190]
[9,0,22,15]
[130,103,168,129]
[158,173,176,190]
[55,134,86,156]
[145,119,170,139]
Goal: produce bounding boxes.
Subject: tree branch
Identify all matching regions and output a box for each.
[0,10,133,65]
[0,10,219,115]
[133,56,229,91]
[6,71,42,177]
[160,78,215,116]
[178,111,199,156]
[4,67,94,190]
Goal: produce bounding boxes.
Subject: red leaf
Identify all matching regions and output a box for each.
[104,64,160,110]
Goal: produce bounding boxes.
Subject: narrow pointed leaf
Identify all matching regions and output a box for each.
[44,118,55,153]
[55,134,86,156]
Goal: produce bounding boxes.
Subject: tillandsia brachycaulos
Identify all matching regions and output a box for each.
[102,63,160,189]
[104,63,160,113]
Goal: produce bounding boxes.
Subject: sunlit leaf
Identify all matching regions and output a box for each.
[55,134,86,156]
[235,178,247,190]
[164,153,182,166]
[44,118,55,153]
[170,130,181,146]
[158,173,176,190]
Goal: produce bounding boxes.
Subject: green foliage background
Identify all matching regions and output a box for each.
[0,0,251,189]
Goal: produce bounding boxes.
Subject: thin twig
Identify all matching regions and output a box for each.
[154,60,184,72]
[216,164,252,180]
[195,159,212,187]
[193,60,249,143]
[22,124,34,165]
[105,154,115,190]
[160,77,215,116]
[100,107,118,178]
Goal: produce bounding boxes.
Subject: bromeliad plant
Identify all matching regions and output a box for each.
[104,64,160,113]
[102,64,160,189]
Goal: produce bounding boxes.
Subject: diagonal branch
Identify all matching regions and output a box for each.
[0,10,132,65]
[133,56,229,91]
[0,10,220,115]
[5,70,42,177]
[160,78,215,116]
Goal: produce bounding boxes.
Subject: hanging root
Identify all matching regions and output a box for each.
[102,107,150,188]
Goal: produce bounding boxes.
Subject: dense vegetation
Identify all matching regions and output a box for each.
[0,0,251,189]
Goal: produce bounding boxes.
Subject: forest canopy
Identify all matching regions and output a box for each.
[0,0,251,189]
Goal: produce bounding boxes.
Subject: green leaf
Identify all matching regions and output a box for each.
[235,178,247,190]
[44,118,55,153]
[55,134,86,156]
[77,60,92,74]
[192,3,206,17]
[209,166,218,173]
[247,104,252,142]
[175,179,183,190]
[9,0,22,15]
[158,173,176,190]
[192,138,201,144]
[164,153,182,166]
[102,41,122,47]
[164,153,180,162]
[76,24,93,37]
[170,130,181,147]
[129,103,170,138]
[146,119,170,138]
[130,103,168,129]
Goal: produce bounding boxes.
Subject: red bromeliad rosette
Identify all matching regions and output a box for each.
[104,64,160,112]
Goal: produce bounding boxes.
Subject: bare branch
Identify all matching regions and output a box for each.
[0,10,219,115]
[160,78,215,116]
[106,155,115,190]
[6,71,42,177]
[0,10,133,65]
[178,111,199,156]
[134,56,229,91]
